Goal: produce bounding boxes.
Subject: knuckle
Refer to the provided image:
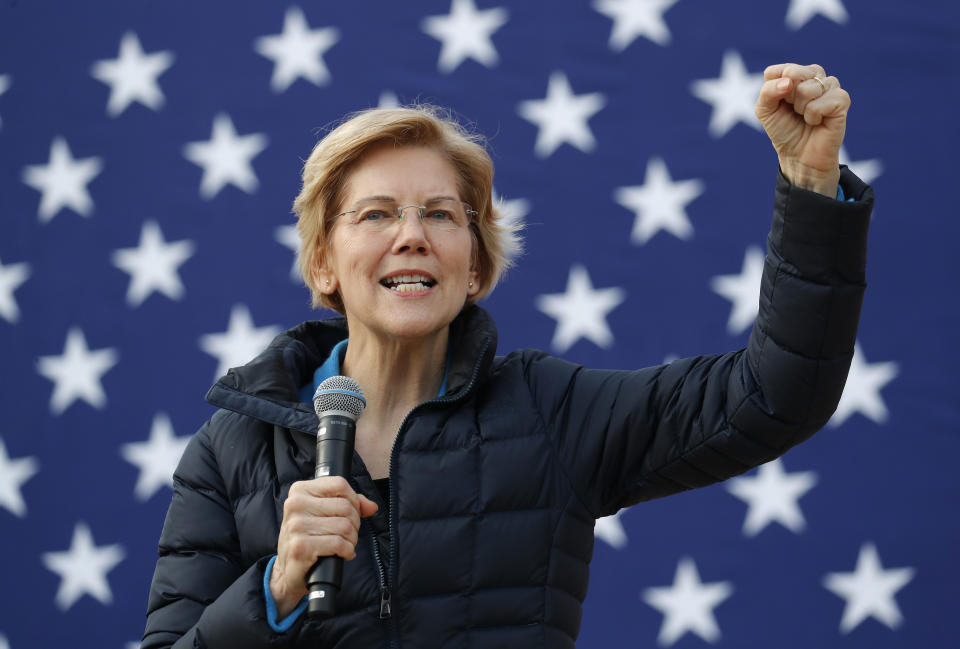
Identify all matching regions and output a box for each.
[328,497,353,518]
[288,535,312,558]
[330,516,353,537]
[283,513,304,534]
[338,537,356,557]
[284,491,305,510]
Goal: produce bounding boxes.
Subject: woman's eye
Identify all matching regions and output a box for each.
[362,210,387,222]
[426,210,453,221]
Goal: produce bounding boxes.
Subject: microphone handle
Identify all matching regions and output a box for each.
[307,414,356,619]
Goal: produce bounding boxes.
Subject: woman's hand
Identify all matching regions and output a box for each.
[755,63,850,197]
[270,476,379,618]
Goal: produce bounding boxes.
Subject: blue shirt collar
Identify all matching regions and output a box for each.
[299,338,450,403]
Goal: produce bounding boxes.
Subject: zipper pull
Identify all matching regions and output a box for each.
[379,586,392,618]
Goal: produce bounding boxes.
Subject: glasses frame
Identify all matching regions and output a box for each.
[332,201,478,229]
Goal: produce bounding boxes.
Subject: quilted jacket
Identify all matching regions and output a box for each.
[143,168,873,648]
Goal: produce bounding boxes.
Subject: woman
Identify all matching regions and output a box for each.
[143,63,873,648]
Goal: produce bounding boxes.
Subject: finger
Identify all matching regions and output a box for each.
[763,63,793,81]
[283,503,362,540]
[287,530,357,563]
[296,476,362,511]
[284,492,363,530]
[792,76,839,117]
[800,87,850,126]
[780,63,826,84]
[755,77,794,119]
[359,494,379,518]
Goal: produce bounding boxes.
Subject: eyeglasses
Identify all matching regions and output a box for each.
[333,198,477,232]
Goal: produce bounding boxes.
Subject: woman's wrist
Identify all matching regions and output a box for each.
[269,560,305,619]
[779,158,841,198]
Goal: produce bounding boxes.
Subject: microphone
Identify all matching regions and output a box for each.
[307,375,366,619]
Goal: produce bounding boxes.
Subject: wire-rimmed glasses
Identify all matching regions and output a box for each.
[333,198,477,232]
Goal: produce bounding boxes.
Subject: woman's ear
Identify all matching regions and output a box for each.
[466,269,480,296]
[313,261,338,295]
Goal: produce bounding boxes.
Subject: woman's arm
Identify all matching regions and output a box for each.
[524,64,873,517]
[142,417,283,649]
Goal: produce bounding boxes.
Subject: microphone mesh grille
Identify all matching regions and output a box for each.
[313,375,366,419]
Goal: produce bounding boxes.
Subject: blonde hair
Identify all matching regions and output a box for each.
[293,105,522,313]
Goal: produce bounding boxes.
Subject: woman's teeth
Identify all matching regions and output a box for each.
[381,274,435,292]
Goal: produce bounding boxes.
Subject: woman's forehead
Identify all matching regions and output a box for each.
[342,145,459,203]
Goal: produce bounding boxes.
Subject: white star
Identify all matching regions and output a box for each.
[0,74,10,130]
[518,72,606,158]
[121,413,191,501]
[421,0,508,73]
[840,146,883,186]
[786,0,849,30]
[536,264,625,353]
[823,543,915,632]
[710,246,764,335]
[183,114,268,199]
[254,7,339,92]
[593,0,680,49]
[0,437,39,517]
[613,157,704,245]
[690,51,765,138]
[726,459,817,536]
[41,522,125,610]
[0,255,31,323]
[642,557,734,646]
[595,509,628,549]
[111,221,194,307]
[829,342,898,427]
[378,90,400,109]
[0,633,7,649]
[36,328,119,416]
[199,304,282,379]
[90,32,174,117]
[274,224,301,282]
[22,137,103,222]
[493,189,530,230]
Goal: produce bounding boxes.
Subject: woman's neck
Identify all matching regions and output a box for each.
[341,327,448,427]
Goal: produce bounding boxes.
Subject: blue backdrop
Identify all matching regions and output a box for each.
[1,1,956,647]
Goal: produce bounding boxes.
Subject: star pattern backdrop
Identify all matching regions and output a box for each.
[0,1,956,647]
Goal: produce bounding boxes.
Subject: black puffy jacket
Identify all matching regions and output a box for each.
[143,169,873,648]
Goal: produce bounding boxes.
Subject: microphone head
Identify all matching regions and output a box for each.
[313,375,366,420]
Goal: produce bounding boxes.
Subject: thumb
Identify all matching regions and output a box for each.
[359,494,379,518]
[755,77,792,121]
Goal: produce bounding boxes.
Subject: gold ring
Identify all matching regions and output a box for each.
[812,76,827,95]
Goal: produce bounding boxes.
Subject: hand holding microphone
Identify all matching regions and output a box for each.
[269,376,377,620]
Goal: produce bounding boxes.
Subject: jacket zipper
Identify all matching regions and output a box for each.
[366,336,492,645]
[366,524,391,618]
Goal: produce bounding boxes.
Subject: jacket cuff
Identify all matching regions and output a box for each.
[769,165,874,286]
[190,556,299,649]
[264,555,308,632]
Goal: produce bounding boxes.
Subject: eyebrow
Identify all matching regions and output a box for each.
[351,195,460,205]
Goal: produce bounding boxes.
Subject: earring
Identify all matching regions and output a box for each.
[468,281,474,288]
[325,280,330,286]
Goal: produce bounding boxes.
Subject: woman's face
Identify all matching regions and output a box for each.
[317,145,480,343]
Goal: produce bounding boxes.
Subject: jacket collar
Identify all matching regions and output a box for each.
[204,305,497,435]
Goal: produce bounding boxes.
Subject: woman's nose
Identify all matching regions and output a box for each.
[392,209,430,253]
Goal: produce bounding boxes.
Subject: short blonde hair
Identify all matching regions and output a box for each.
[293,105,522,313]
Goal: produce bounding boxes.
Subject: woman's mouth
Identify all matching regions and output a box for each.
[379,273,437,293]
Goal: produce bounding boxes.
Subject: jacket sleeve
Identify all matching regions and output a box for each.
[142,417,295,649]
[527,167,873,518]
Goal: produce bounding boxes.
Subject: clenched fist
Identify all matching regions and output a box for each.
[756,63,850,197]
[269,476,379,619]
